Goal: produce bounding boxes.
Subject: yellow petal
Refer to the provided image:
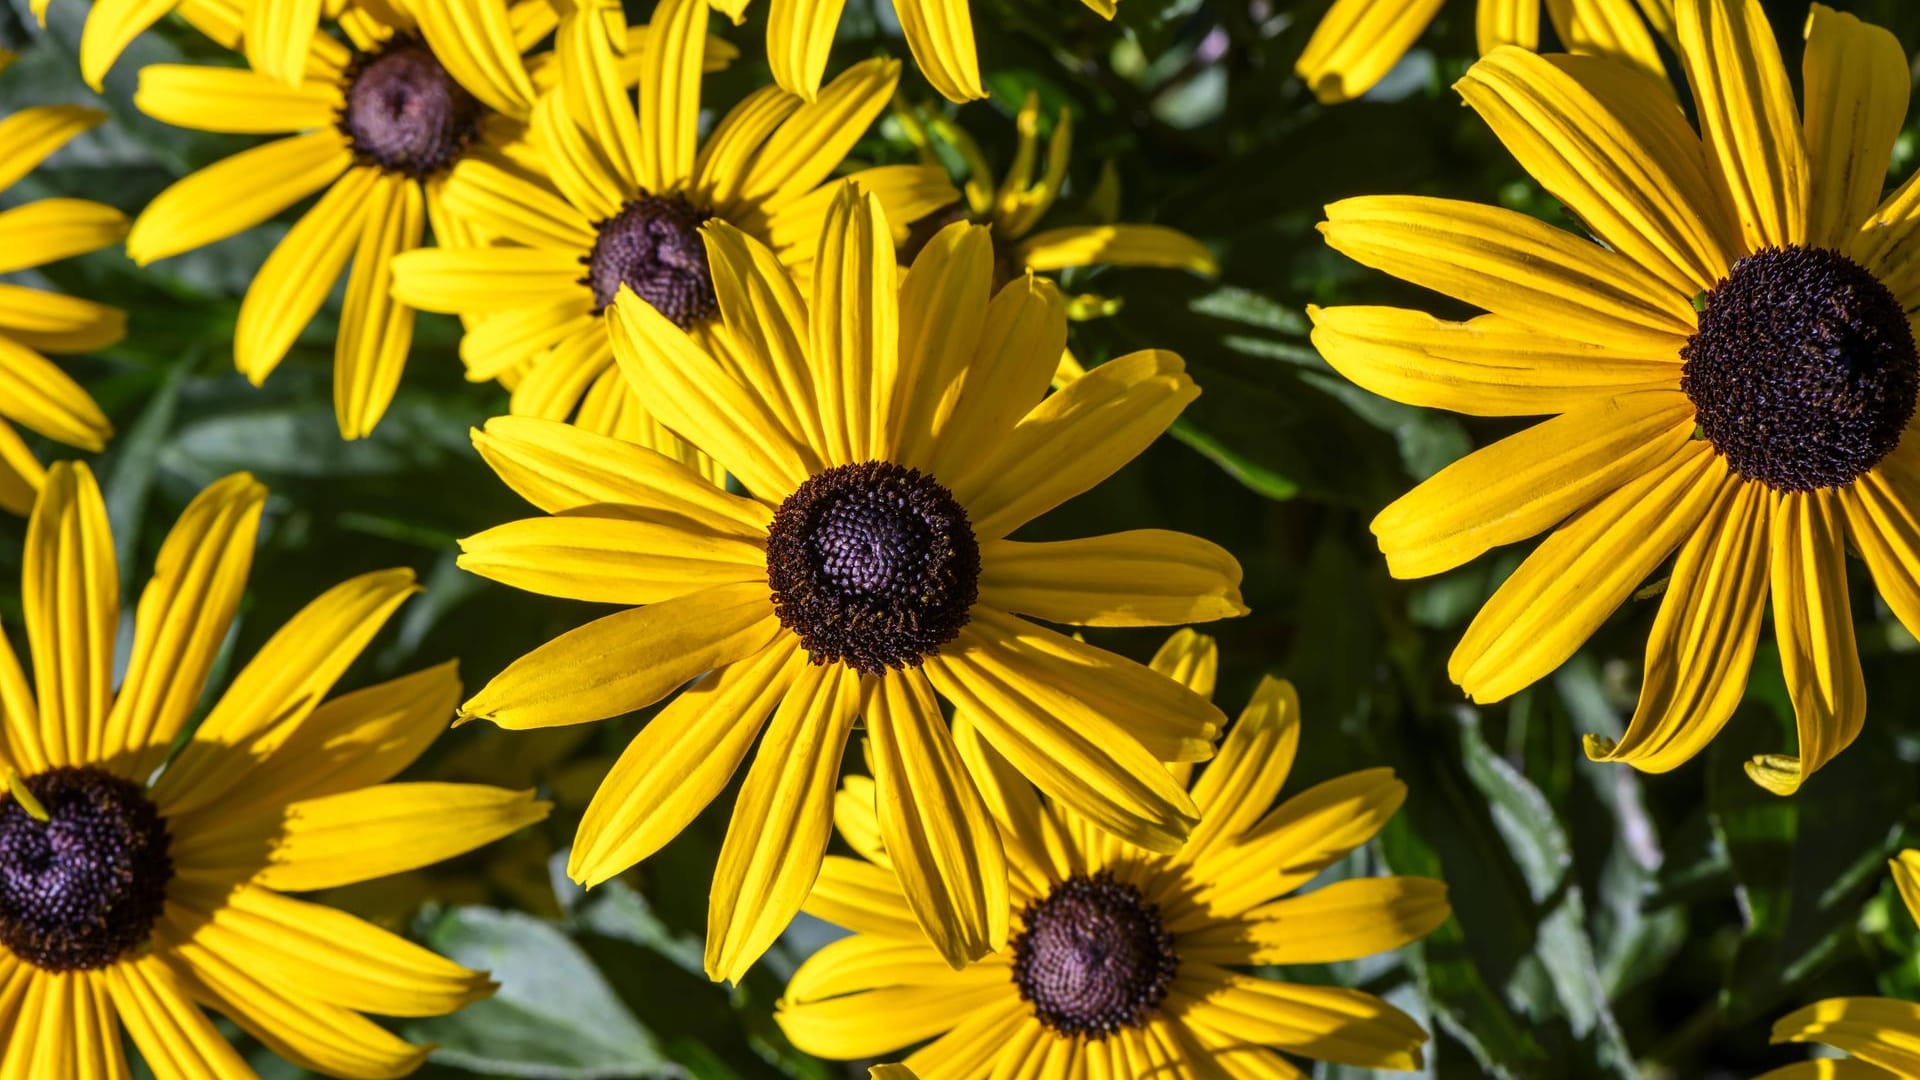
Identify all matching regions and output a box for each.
[22,462,117,769]
[1295,0,1446,104]
[897,1000,1031,1076]
[1450,441,1725,703]
[555,0,643,194]
[0,284,123,354]
[1801,4,1908,249]
[0,199,127,274]
[1891,849,1920,931]
[459,300,596,383]
[457,513,765,604]
[808,185,898,463]
[1557,0,1670,85]
[333,173,424,439]
[235,165,378,385]
[1373,390,1696,579]
[894,0,984,102]
[1749,490,1865,795]
[0,106,104,193]
[979,530,1246,626]
[692,84,803,207]
[153,568,420,815]
[1186,767,1408,919]
[1477,0,1538,51]
[1839,463,1920,643]
[783,933,1004,1004]
[889,221,995,471]
[389,244,589,312]
[78,0,178,90]
[1587,474,1764,774]
[767,0,846,101]
[1319,195,1696,351]
[458,582,781,729]
[240,782,549,891]
[636,0,707,192]
[949,713,1077,894]
[1456,47,1737,296]
[764,163,961,264]
[1179,674,1299,863]
[733,57,900,212]
[1172,965,1429,1071]
[701,220,828,452]
[803,855,924,939]
[0,969,127,1080]
[1182,876,1451,966]
[415,0,537,118]
[706,662,861,982]
[443,157,594,251]
[245,0,322,86]
[1149,628,1217,698]
[1015,223,1217,276]
[780,980,1005,1059]
[569,640,803,886]
[954,348,1195,541]
[102,473,265,779]
[126,131,351,265]
[529,87,627,222]
[1769,997,1920,1075]
[1673,0,1808,250]
[0,336,114,450]
[104,954,253,1080]
[1309,305,1681,417]
[867,670,1010,968]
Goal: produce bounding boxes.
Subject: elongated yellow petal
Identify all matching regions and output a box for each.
[78,0,177,90]
[1450,441,1724,703]
[1749,490,1865,795]
[22,462,116,769]
[1015,224,1216,275]
[1172,965,1428,1071]
[1457,47,1737,297]
[1296,0,1446,104]
[0,106,104,193]
[733,57,900,212]
[1769,998,1920,1075]
[1892,850,1920,930]
[240,782,548,891]
[458,582,782,728]
[781,981,1005,1059]
[803,855,925,939]
[458,513,766,604]
[0,286,121,355]
[706,661,861,983]
[808,185,898,463]
[1320,196,1696,352]
[979,530,1245,627]
[1557,0,1669,85]
[1183,876,1450,966]
[702,220,827,452]
[637,0,707,192]
[415,0,537,118]
[895,0,984,102]
[0,199,127,274]
[1801,4,1907,249]
[103,473,265,778]
[889,221,993,471]
[0,336,113,450]
[442,157,595,250]
[767,0,846,101]
[1309,305,1681,417]
[1372,390,1696,579]
[127,131,351,265]
[1178,674,1298,865]
[105,954,254,1080]
[692,84,803,206]
[556,0,643,194]
[1839,464,1920,644]
[0,970,127,1080]
[333,174,424,439]
[570,640,803,886]
[235,165,378,385]
[459,301,596,382]
[949,714,1077,893]
[761,163,960,266]
[1673,0,1807,250]
[1477,0,1538,51]
[867,670,1009,968]
[245,0,322,86]
[1586,473,1763,773]
[389,245,588,312]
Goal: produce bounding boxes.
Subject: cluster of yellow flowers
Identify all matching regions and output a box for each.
[1,0,1919,1075]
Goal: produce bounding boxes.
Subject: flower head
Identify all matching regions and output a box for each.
[777,630,1448,1077]
[0,461,548,1077]
[455,183,1246,982]
[0,106,124,514]
[1315,0,1920,795]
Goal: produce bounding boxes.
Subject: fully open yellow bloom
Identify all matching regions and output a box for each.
[390,0,955,479]
[456,183,1245,983]
[1297,0,1668,104]
[0,106,124,515]
[778,630,1448,1077]
[1316,0,1920,796]
[1759,851,1920,1078]
[0,461,548,1078]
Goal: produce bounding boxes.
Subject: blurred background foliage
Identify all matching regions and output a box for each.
[7,0,1920,1075]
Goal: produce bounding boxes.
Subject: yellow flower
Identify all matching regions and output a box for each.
[456,183,1247,982]
[1297,0,1669,104]
[390,0,956,479]
[897,93,1216,318]
[0,461,549,1077]
[1315,0,1920,795]
[126,0,562,439]
[0,106,125,516]
[751,0,1072,103]
[1758,851,1920,1079]
[777,630,1448,1076]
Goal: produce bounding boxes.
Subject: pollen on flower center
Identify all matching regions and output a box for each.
[1011,872,1179,1038]
[583,195,719,324]
[765,461,980,675]
[1682,245,1919,491]
[339,38,483,177]
[0,767,172,971]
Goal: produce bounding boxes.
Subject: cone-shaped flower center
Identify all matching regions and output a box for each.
[584,195,718,324]
[765,461,980,674]
[1012,873,1178,1038]
[0,767,172,971]
[340,39,483,177]
[1683,245,1918,490]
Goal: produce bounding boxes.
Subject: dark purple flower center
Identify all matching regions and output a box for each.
[339,38,483,177]
[582,195,718,324]
[1011,872,1178,1038]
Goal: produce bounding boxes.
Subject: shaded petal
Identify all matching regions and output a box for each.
[979,530,1245,627]
[23,462,116,769]
[1673,0,1808,250]
[244,0,323,86]
[767,0,847,101]
[1770,998,1920,1076]
[803,855,925,939]
[1174,965,1428,1071]
[441,157,595,250]
[1801,4,1907,249]
[891,221,994,471]
[692,84,803,206]
[1179,674,1298,862]
[126,132,351,264]
[555,0,643,194]
[950,713,1078,894]
[104,954,253,1080]
[701,220,827,453]
[0,421,40,518]
[1295,0,1446,105]
[1183,877,1451,967]
[0,336,114,450]
[1477,0,1537,51]
[1015,224,1216,275]
[569,639,804,886]
[0,106,104,193]
[895,0,984,103]
[1839,464,1920,643]
[458,582,782,729]
[917,272,1065,485]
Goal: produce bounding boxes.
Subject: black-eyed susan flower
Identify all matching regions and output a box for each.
[126,0,559,439]
[391,0,955,478]
[455,183,1246,982]
[0,461,549,1077]
[1758,851,1920,1078]
[777,629,1448,1076]
[897,93,1216,320]
[1296,0,1667,104]
[0,105,124,515]
[1316,0,1920,796]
